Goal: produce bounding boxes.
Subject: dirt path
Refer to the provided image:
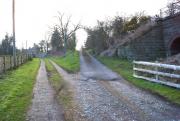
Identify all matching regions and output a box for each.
[26,60,64,121]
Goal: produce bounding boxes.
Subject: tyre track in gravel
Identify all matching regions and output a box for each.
[51,60,143,121]
[51,52,180,121]
[26,60,64,121]
[50,60,88,121]
[97,80,147,120]
[79,51,180,121]
[52,61,142,120]
[79,52,146,121]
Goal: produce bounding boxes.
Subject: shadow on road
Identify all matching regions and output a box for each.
[80,51,122,81]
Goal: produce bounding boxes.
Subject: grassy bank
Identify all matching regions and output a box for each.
[98,57,180,105]
[51,51,80,73]
[44,59,74,120]
[0,58,40,121]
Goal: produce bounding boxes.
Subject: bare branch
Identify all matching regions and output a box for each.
[56,12,65,38]
[65,15,72,30]
[67,22,81,39]
[49,12,81,53]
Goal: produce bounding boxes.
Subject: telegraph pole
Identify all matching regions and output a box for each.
[12,0,16,67]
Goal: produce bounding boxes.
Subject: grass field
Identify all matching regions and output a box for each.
[98,57,180,105]
[51,51,80,73]
[0,58,40,121]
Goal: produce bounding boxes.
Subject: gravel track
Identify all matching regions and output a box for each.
[26,60,64,121]
[51,52,180,121]
[52,61,143,121]
[79,52,180,121]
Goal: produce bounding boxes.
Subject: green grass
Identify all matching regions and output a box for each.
[0,58,40,121]
[50,51,80,73]
[98,57,180,105]
[45,59,72,114]
[44,59,64,92]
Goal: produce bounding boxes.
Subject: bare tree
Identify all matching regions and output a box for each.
[56,12,81,54]
[166,0,180,16]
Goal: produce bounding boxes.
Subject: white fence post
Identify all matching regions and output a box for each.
[155,61,158,81]
[133,61,136,76]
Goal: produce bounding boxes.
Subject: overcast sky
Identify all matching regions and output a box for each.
[0,0,169,49]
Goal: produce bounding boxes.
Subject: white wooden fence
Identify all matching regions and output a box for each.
[133,61,180,88]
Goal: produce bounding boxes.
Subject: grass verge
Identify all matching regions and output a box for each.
[98,57,180,105]
[0,58,40,121]
[50,51,80,73]
[44,59,75,120]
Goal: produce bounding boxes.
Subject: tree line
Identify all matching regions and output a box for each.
[34,13,80,55]
[85,12,150,55]
[0,34,14,55]
[50,26,77,52]
[85,0,180,55]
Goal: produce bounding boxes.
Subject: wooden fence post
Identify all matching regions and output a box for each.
[21,55,23,64]
[11,56,13,68]
[22,55,23,64]
[3,56,5,72]
[0,54,32,73]
[11,56,12,69]
[16,56,19,66]
[25,54,27,62]
[23,55,25,63]
[18,56,19,65]
[9,56,11,69]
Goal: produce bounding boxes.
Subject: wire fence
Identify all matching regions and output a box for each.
[0,54,32,74]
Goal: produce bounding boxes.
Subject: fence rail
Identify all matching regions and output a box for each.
[133,61,180,88]
[0,54,32,74]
